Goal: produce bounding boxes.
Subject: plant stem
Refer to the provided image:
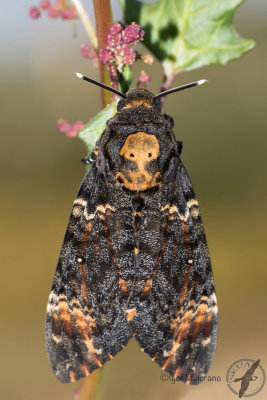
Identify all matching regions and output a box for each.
[71,0,98,49]
[93,0,113,106]
[78,368,103,400]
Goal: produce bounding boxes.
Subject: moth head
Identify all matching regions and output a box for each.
[117,89,161,113]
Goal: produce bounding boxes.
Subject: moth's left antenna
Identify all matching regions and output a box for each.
[75,72,126,99]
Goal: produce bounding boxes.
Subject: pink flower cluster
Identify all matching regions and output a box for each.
[57,119,85,139]
[29,1,78,21]
[138,70,151,88]
[99,22,145,73]
[81,44,99,69]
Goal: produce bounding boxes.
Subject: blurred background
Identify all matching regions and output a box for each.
[1,1,267,399]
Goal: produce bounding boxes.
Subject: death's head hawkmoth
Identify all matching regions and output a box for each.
[46,74,218,385]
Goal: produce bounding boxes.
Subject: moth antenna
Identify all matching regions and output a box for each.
[155,79,208,99]
[75,72,126,99]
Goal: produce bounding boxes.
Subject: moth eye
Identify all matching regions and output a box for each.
[129,153,135,157]
[148,153,152,158]
[117,176,124,183]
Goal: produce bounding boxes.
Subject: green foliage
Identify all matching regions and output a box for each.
[78,101,117,157]
[120,0,256,78]
[119,64,133,94]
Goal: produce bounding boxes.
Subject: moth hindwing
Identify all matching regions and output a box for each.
[46,88,218,384]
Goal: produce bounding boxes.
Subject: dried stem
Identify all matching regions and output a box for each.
[77,368,103,400]
[93,0,113,106]
[71,0,98,49]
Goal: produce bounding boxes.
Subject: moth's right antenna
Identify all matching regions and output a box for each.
[75,72,126,99]
[155,79,208,99]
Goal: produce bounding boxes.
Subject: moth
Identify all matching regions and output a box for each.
[46,73,218,384]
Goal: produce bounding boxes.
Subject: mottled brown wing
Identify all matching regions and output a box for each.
[129,158,218,384]
[45,163,135,383]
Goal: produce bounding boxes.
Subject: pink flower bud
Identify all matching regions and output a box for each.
[29,7,40,19]
[120,44,136,65]
[81,44,90,57]
[109,22,123,36]
[40,1,51,10]
[65,121,84,139]
[61,6,77,20]
[141,54,154,65]
[73,389,80,400]
[139,70,151,83]
[47,6,59,18]
[57,119,69,133]
[122,22,144,44]
[58,119,84,139]
[99,48,114,64]
[81,45,99,67]
[72,121,84,131]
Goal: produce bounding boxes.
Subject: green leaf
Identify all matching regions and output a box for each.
[120,0,256,78]
[119,64,133,94]
[78,101,117,157]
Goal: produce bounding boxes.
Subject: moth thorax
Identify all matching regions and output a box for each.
[116,132,162,191]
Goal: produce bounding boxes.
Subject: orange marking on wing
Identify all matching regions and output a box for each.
[186,373,191,384]
[121,344,125,349]
[72,302,102,367]
[174,366,182,379]
[69,369,76,382]
[163,309,194,370]
[52,312,61,336]
[101,216,129,298]
[58,298,74,339]
[94,239,103,260]
[181,221,190,244]
[134,211,142,217]
[179,265,190,306]
[119,278,129,296]
[134,247,139,256]
[176,309,194,343]
[77,219,93,257]
[152,355,157,361]
[94,358,102,367]
[162,358,170,371]
[80,263,89,304]
[108,353,113,359]
[127,308,136,322]
[203,312,212,338]
[141,277,153,297]
[81,363,90,376]
[73,306,89,340]
[191,303,208,341]
[141,207,174,299]
[170,314,180,332]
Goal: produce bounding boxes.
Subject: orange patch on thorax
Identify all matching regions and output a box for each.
[116,131,161,191]
[125,99,152,109]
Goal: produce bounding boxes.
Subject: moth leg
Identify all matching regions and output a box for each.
[81,141,100,164]
[81,157,94,164]
[177,140,183,155]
